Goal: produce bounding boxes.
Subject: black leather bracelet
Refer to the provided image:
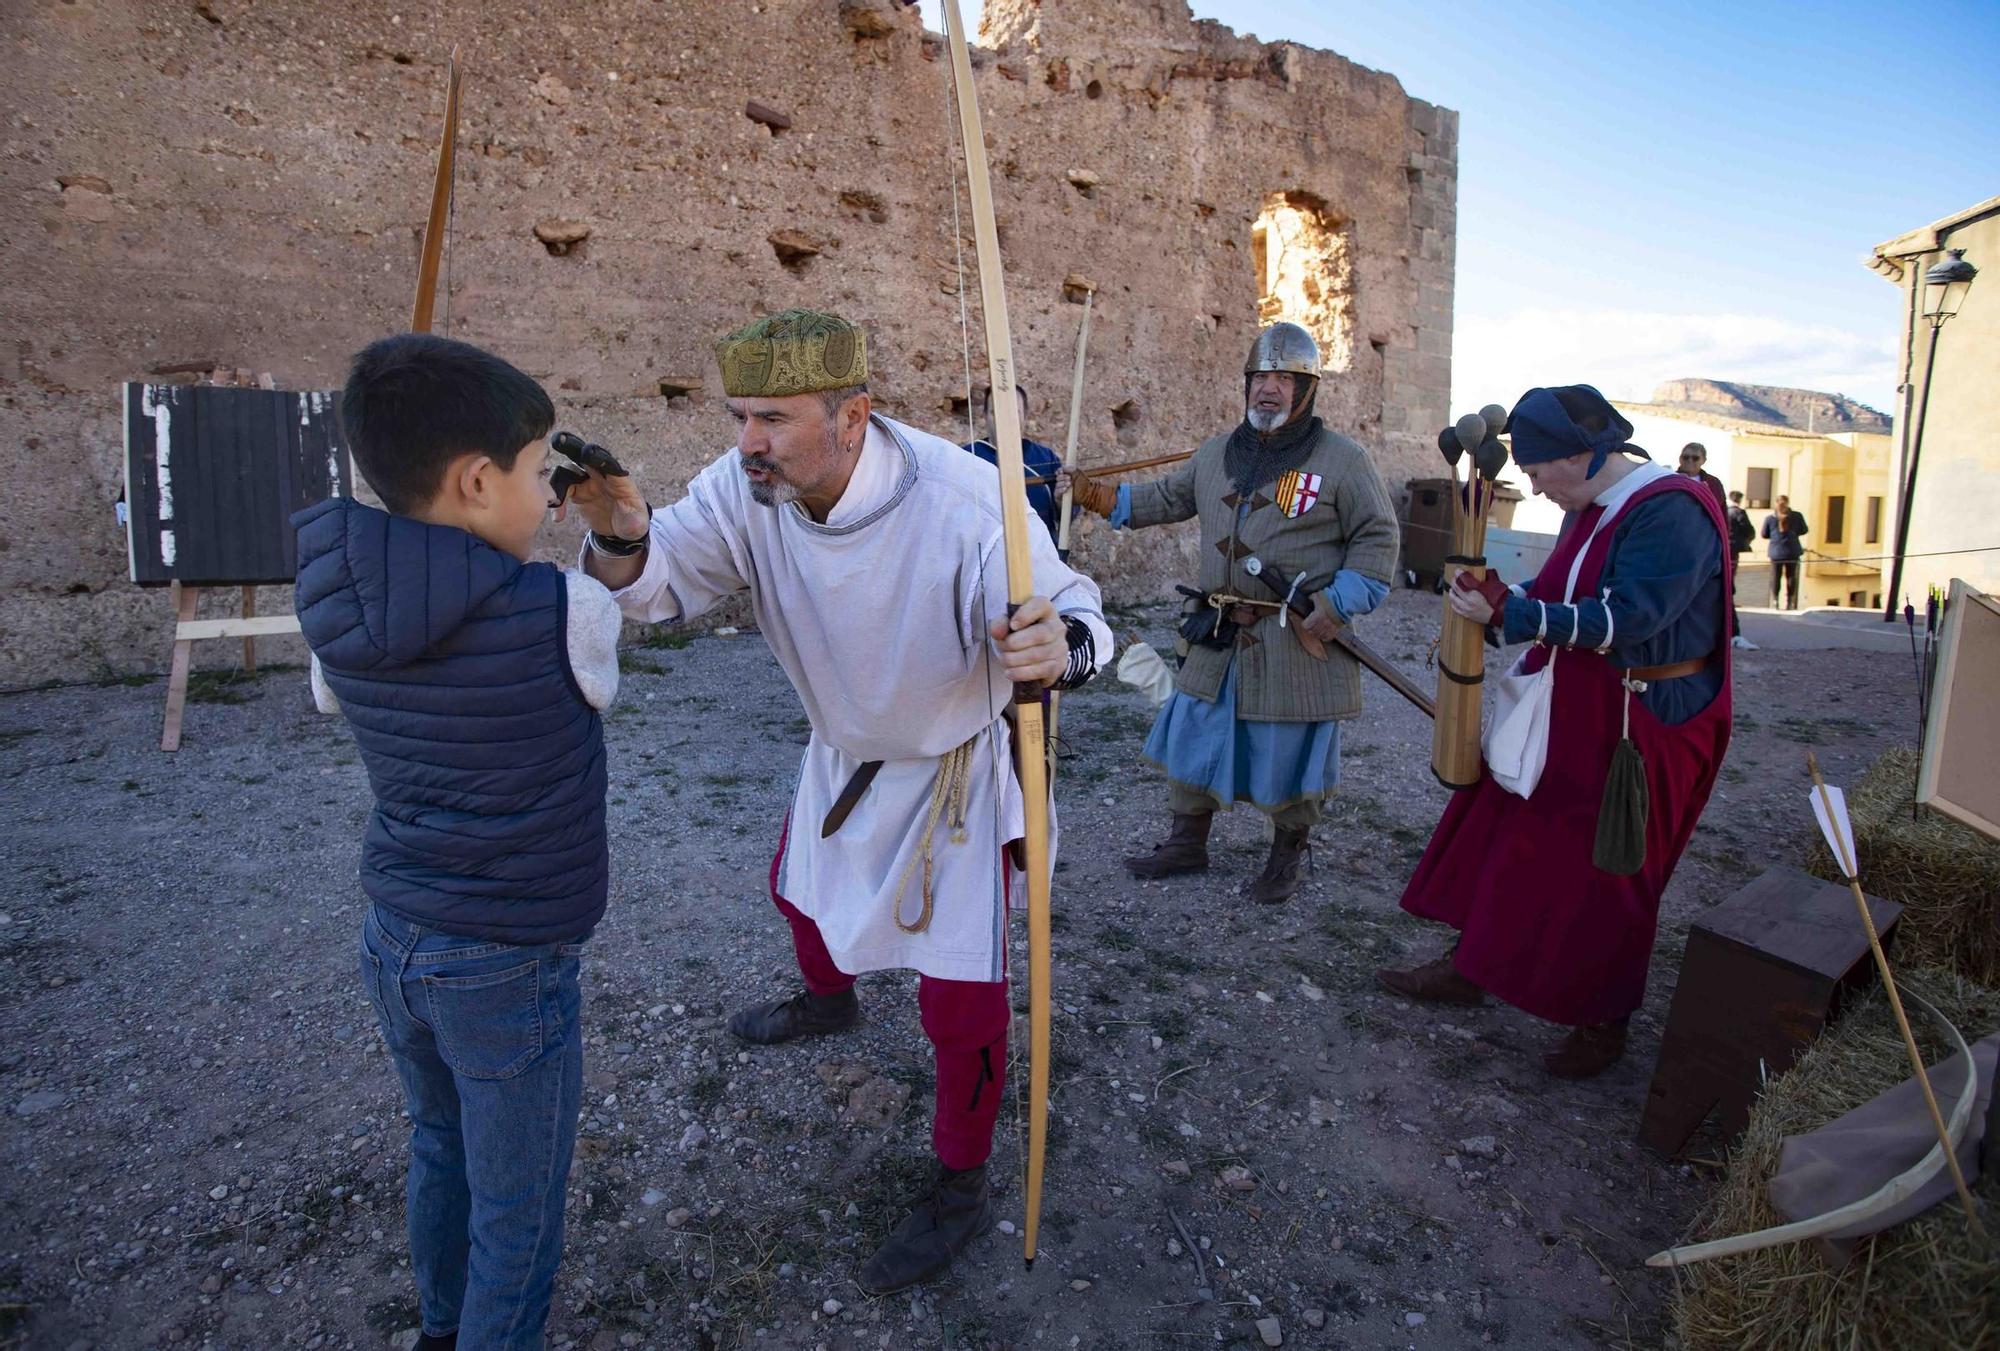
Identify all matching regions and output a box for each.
[587,501,653,557]
[587,531,645,558]
[1050,614,1099,691]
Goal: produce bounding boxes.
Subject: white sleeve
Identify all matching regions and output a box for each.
[309,654,341,715]
[976,518,1115,672]
[563,571,624,711]
[578,462,753,625]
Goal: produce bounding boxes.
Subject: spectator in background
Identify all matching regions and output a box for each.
[1676,443,1727,513]
[1726,490,1757,649]
[1762,494,1808,610]
[965,383,1065,543]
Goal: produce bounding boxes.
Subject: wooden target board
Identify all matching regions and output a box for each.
[123,383,350,586]
[1917,579,2000,841]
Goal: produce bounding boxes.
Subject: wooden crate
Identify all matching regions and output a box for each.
[1639,864,1901,1157]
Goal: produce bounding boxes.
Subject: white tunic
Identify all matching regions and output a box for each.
[601,415,1112,983]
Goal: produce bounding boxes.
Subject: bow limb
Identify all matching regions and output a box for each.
[410,49,462,333]
[1645,992,1980,1267]
[940,0,1053,1270]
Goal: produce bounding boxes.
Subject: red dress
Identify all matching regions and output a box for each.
[1399,475,1733,1026]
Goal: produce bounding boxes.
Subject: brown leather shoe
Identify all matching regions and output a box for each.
[726,987,861,1045]
[1541,1020,1628,1079]
[857,1163,994,1295]
[1375,953,1486,1006]
[1243,827,1311,904]
[1125,812,1212,878]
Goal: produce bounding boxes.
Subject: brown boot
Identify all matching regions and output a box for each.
[1376,951,1486,1006]
[1125,812,1212,878]
[1542,1020,1628,1079]
[1244,827,1311,903]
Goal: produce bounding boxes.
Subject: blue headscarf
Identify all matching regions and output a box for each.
[1504,385,1645,480]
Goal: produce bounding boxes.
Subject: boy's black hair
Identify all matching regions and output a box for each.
[339,333,556,515]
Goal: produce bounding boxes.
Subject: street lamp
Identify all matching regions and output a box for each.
[1923,247,1978,321]
[1884,248,1978,620]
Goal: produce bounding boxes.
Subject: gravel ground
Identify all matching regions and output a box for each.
[0,588,1911,1350]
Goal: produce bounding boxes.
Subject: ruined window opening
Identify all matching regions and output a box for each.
[1250,191,1353,374]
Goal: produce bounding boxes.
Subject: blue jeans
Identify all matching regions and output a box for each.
[360,904,584,1349]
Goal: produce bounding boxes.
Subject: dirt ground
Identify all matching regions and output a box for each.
[0,588,1913,1351]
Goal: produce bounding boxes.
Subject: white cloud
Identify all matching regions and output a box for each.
[1452,308,1900,416]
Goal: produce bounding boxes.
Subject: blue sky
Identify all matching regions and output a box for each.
[925,1,2000,413]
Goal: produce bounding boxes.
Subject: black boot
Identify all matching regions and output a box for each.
[858,1163,994,1295]
[1243,827,1311,904]
[1124,812,1213,878]
[416,1334,457,1351]
[725,987,861,1045]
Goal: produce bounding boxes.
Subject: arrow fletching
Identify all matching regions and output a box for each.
[1810,782,1859,880]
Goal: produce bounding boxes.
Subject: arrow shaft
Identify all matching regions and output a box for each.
[1056,290,1093,555]
[1807,756,1985,1237]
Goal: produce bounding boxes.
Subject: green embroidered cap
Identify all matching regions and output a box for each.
[714,308,869,398]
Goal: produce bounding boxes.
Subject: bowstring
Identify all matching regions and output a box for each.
[946,100,976,448]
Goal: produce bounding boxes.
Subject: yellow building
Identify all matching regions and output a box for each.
[1868,196,1999,609]
[1606,393,1895,609]
[1730,428,1895,609]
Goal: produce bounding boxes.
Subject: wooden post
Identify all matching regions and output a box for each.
[161,582,201,752]
[240,586,257,674]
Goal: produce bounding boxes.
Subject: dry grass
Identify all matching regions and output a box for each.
[1668,969,2000,1351]
[1803,747,2000,986]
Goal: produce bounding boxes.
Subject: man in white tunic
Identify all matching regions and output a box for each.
[567,309,1112,1294]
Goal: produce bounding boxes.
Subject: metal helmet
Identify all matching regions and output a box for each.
[1244,322,1321,380]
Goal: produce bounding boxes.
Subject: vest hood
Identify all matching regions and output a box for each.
[292,496,521,671]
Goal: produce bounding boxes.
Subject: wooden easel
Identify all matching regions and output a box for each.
[159,582,303,751]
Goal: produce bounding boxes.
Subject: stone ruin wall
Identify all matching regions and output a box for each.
[0,0,1455,686]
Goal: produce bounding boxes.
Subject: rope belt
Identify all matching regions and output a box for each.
[890,736,976,934]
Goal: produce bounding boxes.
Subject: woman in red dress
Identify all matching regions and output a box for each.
[1380,386,1732,1079]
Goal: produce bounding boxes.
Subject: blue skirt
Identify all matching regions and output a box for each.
[1142,660,1341,811]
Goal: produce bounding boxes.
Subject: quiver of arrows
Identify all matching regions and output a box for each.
[1430,409,1512,790]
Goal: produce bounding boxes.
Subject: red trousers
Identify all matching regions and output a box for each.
[769,834,1009,1172]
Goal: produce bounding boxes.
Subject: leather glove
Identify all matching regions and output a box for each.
[1064,469,1117,518]
[1453,568,1510,624]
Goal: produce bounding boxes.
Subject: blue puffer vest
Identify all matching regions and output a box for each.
[292,497,607,945]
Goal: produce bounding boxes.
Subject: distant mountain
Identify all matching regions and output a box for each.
[1646,379,1892,434]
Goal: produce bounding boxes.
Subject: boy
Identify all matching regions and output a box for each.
[293,333,622,1350]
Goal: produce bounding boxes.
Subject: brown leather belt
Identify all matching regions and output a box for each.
[1224,604,1266,627]
[1623,655,1712,683]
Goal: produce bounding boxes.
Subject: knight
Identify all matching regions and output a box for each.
[1061,322,1400,902]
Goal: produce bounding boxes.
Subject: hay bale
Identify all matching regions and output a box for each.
[1803,747,2000,986]
[1669,969,1999,1351]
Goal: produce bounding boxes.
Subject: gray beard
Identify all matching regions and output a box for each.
[746,477,800,509]
[1247,406,1286,433]
[744,418,841,509]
